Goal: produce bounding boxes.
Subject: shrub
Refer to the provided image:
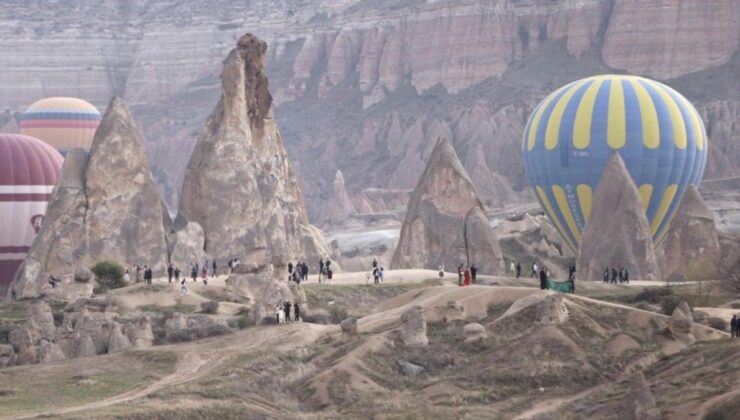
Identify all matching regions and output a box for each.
[329,305,349,324]
[707,317,727,332]
[632,287,673,304]
[91,260,126,292]
[660,295,682,315]
[200,300,220,314]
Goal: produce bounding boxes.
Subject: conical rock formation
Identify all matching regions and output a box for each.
[10,97,168,299]
[320,170,358,228]
[391,137,504,274]
[660,186,720,281]
[576,152,660,281]
[178,33,329,276]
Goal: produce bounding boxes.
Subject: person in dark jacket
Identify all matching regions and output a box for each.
[731,315,737,338]
[302,262,309,281]
[191,263,198,282]
[283,301,291,322]
[212,260,217,277]
[167,264,174,283]
[539,268,548,290]
[174,266,181,282]
[623,268,629,284]
[515,262,521,279]
[611,267,618,284]
[470,264,478,284]
[288,262,294,281]
[294,303,301,322]
[603,268,609,283]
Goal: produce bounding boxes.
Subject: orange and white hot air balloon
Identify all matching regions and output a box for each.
[19,97,101,154]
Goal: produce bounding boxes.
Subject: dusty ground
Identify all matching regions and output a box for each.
[1,271,738,419]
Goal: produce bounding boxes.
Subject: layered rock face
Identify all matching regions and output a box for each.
[576,153,660,281]
[178,34,329,276]
[391,137,504,275]
[10,97,168,299]
[660,186,721,281]
[602,0,739,79]
[1,1,738,221]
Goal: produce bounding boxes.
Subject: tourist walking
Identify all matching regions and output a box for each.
[294,303,301,322]
[458,264,464,286]
[174,266,181,282]
[123,269,130,284]
[530,262,538,278]
[191,263,198,282]
[731,315,737,338]
[602,268,609,283]
[302,262,309,282]
[167,264,174,283]
[539,267,548,290]
[318,258,325,283]
[516,262,521,279]
[288,262,294,281]
[438,263,445,278]
[212,260,217,277]
[283,301,291,322]
[510,261,515,275]
[470,264,477,284]
[180,279,188,295]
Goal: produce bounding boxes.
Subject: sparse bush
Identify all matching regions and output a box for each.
[236,317,251,329]
[91,260,125,293]
[200,300,219,314]
[707,317,727,332]
[329,305,349,324]
[632,287,673,304]
[660,295,681,315]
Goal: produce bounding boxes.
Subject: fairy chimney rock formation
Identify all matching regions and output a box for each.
[325,169,358,227]
[660,186,721,281]
[178,33,329,276]
[391,137,504,274]
[576,152,660,281]
[10,97,168,299]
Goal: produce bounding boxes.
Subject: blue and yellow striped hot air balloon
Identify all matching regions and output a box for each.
[522,75,707,252]
[19,97,101,154]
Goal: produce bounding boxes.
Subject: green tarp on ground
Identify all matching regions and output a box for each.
[547,279,573,293]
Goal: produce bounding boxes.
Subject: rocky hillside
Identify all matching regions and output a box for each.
[1,0,738,223]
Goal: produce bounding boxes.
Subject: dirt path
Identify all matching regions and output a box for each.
[15,324,331,419]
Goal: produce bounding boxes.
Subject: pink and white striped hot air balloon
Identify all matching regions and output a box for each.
[0,134,64,292]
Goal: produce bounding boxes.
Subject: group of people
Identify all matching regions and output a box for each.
[276,301,301,323]
[730,315,740,338]
[130,265,155,285]
[454,263,477,286]
[603,267,630,284]
[288,257,333,284]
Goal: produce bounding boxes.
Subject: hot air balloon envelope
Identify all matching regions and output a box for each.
[0,134,64,291]
[522,75,707,252]
[20,97,101,153]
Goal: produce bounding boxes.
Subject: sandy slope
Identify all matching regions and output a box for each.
[3,270,733,419]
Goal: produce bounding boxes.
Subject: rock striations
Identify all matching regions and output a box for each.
[10,97,168,300]
[660,186,721,281]
[390,137,504,275]
[576,152,660,281]
[178,34,330,277]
